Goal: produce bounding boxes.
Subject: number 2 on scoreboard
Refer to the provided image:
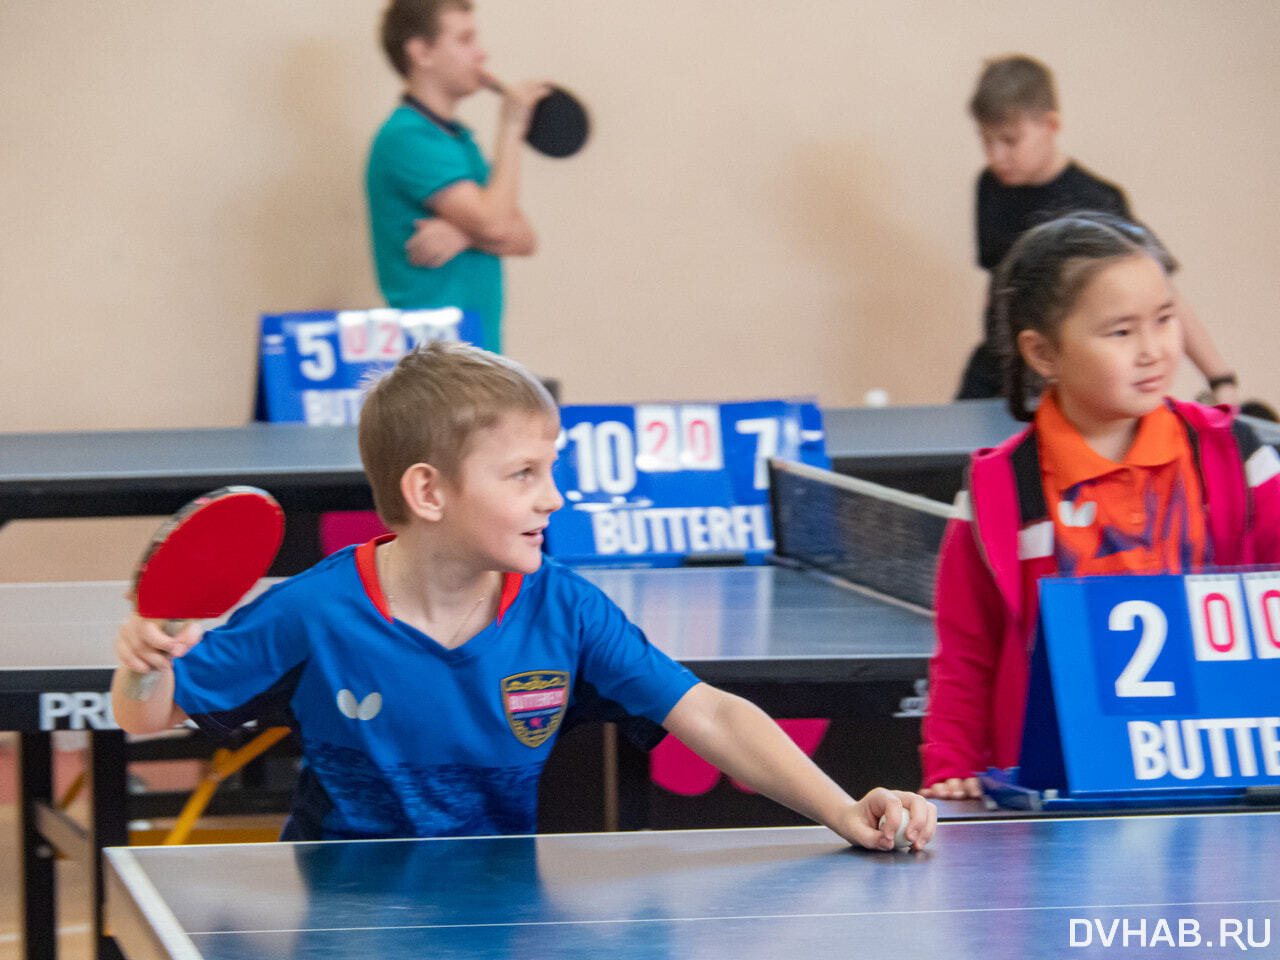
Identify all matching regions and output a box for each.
[1110,600,1175,698]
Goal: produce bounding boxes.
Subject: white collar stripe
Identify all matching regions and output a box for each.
[1245,445,1280,489]
[1018,520,1054,560]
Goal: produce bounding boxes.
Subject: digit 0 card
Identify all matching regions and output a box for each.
[1030,571,1280,796]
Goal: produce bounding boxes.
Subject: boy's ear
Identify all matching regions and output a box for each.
[404,35,434,71]
[1040,110,1062,135]
[1017,329,1058,381]
[400,462,447,521]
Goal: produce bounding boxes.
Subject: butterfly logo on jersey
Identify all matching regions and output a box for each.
[337,689,382,721]
[500,671,569,748]
[1058,500,1098,528]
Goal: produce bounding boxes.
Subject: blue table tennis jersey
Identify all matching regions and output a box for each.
[171,541,698,839]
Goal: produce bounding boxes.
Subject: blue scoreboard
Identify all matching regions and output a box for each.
[256,308,480,424]
[1012,571,1280,805]
[545,400,828,565]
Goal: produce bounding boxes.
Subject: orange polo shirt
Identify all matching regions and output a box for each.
[1034,391,1208,577]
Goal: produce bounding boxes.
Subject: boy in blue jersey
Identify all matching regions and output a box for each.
[113,342,937,850]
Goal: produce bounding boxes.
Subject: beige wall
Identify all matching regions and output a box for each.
[2,1,1278,579]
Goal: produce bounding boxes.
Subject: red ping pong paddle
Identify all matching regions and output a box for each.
[122,486,285,701]
[483,74,590,158]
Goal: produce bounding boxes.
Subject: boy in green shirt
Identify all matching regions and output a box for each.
[366,0,542,352]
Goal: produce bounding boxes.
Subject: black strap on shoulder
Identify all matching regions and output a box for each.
[1230,419,1262,535]
[1010,430,1048,526]
[1231,418,1263,463]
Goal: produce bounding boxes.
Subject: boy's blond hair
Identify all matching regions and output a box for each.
[968,55,1057,126]
[358,341,559,526]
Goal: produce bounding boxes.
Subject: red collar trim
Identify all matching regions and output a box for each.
[354,535,524,624]
[355,535,397,622]
[496,571,523,623]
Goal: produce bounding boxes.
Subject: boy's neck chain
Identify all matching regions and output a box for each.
[382,544,492,646]
[444,592,490,647]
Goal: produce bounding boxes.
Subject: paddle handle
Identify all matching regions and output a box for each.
[121,619,187,702]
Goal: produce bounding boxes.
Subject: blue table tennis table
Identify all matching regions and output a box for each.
[104,812,1280,959]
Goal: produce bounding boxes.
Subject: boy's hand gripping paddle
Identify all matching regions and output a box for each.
[122,486,285,701]
[483,74,590,158]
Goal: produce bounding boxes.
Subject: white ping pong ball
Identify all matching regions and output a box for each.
[863,388,889,408]
[878,813,911,851]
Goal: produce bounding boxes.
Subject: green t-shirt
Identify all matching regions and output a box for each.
[366,103,503,352]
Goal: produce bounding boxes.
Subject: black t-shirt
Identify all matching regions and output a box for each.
[976,161,1132,272]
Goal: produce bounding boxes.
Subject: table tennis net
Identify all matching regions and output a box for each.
[768,459,955,609]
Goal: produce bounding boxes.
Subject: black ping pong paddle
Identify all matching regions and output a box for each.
[484,75,590,158]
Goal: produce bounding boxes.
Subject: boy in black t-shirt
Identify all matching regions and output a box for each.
[955,55,1239,405]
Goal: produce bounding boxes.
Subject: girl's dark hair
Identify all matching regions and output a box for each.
[992,211,1174,421]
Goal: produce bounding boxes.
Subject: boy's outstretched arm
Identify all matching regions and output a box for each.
[111,615,195,734]
[662,683,937,851]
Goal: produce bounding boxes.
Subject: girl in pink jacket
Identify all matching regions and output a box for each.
[921,213,1280,798]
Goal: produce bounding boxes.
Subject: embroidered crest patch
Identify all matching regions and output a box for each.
[501,671,570,748]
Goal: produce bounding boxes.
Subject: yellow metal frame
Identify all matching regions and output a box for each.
[163,726,291,844]
[50,727,291,846]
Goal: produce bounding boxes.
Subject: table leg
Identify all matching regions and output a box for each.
[614,734,651,832]
[87,731,128,960]
[17,732,56,960]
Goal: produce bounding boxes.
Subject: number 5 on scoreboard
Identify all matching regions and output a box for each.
[293,320,338,381]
